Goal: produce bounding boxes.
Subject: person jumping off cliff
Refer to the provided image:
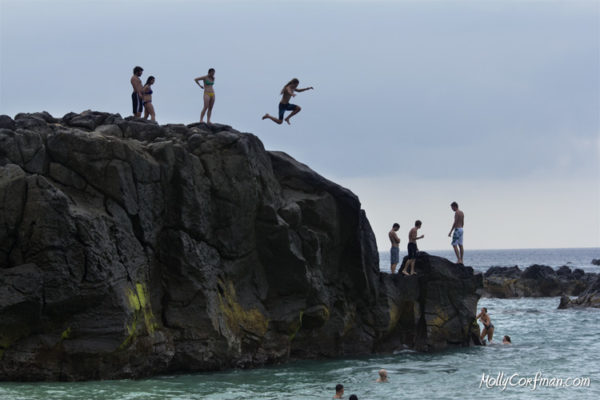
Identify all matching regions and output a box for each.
[262,78,313,125]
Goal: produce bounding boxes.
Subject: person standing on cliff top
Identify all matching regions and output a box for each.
[262,78,313,125]
[389,223,401,274]
[142,76,156,122]
[401,220,424,276]
[448,201,464,264]
[130,66,144,118]
[194,68,216,124]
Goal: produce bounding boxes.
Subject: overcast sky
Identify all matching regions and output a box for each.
[1,0,598,250]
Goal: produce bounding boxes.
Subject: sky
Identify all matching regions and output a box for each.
[1,0,599,250]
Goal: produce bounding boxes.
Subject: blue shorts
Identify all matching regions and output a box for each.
[452,228,464,246]
[407,242,418,259]
[278,103,297,120]
[390,247,399,264]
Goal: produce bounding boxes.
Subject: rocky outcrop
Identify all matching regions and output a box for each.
[592,259,600,266]
[0,111,482,381]
[558,276,600,309]
[481,265,596,298]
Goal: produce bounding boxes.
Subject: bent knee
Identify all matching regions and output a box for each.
[296,106,302,111]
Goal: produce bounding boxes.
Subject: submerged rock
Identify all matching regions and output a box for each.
[0,111,483,381]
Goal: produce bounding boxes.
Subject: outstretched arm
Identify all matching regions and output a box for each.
[295,86,314,92]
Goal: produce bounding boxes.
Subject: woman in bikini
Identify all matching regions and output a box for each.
[477,307,495,343]
[262,78,313,125]
[194,68,216,124]
[142,76,156,122]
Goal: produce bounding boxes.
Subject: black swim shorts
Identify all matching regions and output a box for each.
[278,103,297,120]
[132,92,143,114]
[407,242,418,259]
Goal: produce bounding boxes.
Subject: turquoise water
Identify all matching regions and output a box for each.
[1,249,599,399]
[1,299,598,399]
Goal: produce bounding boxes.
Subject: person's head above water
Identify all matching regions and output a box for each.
[503,335,511,344]
[378,369,388,380]
[335,384,344,395]
[349,395,359,400]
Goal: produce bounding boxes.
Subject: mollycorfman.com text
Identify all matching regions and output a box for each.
[479,372,591,391]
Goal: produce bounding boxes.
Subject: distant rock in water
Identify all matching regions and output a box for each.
[558,275,600,309]
[592,259,600,266]
[0,111,482,381]
[481,264,596,298]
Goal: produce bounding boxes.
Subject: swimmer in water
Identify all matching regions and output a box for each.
[477,307,495,343]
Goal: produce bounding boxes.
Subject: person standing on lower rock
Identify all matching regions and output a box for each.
[402,220,424,276]
[448,201,464,264]
[389,223,401,274]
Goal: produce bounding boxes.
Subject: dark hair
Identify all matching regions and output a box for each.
[281,78,300,94]
[145,76,155,85]
[415,220,422,227]
[451,201,458,208]
[208,68,215,74]
[349,396,358,400]
[133,66,143,74]
[482,307,487,313]
[393,223,400,229]
[503,335,511,343]
[335,384,343,392]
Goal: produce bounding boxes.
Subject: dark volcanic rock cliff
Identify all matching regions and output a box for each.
[0,111,482,381]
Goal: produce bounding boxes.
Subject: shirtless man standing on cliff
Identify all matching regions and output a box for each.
[389,223,401,274]
[130,66,144,118]
[448,201,464,264]
[401,220,424,276]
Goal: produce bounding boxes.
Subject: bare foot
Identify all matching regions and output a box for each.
[411,272,418,276]
[285,117,291,125]
[402,270,410,276]
[262,114,269,120]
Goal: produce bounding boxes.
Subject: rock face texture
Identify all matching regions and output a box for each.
[481,265,596,298]
[558,276,600,309]
[0,111,482,381]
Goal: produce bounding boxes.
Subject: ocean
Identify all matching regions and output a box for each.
[1,248,599,399]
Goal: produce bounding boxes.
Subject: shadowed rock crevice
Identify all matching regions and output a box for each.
[0,111,482,381]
